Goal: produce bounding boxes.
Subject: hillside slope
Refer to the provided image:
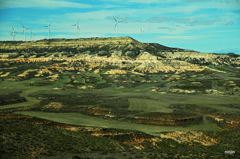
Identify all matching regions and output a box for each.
[0,37,239,74]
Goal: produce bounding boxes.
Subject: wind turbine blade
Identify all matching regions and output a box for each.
[77,18,80,25]
[49,21,52,26]
[113,16,117,22]
[22,24,25,28]
[115,23,118,29]
[77,26,80,30]
[71,24,76,26]
[118,21,123,23]
[12,26,15,31]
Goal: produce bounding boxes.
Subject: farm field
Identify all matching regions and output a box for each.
[128,98,173,113]
[1,72,239,139]
[15,111,222,136]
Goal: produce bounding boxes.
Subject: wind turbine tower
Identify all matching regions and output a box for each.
[44,21,52,39]
[140,28,144,43]
[31,31,36,41]
[11,26,17,41]
[22,24,29,41]
[72,18,80,39]
[113,16,122,37]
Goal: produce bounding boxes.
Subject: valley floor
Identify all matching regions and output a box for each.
[0,55,240,158]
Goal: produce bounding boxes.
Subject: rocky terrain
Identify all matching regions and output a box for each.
[0,37,239,74]
[0,37,240,158]
[1,37,239,94]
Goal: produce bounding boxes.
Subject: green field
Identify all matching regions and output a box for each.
[0,76,70,109]
[1,70,240,136]
[15,111,222,136]
[128,98,173,113]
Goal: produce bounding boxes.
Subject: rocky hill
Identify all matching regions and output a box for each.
[0,37,178,55]
[0,37,239,74]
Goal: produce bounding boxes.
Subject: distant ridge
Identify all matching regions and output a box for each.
[0,37,239,67]
[0,36,239,75]
[0,37,239,56]
[0,36,190,54]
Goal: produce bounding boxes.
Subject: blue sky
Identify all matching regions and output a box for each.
[0,0,240,54]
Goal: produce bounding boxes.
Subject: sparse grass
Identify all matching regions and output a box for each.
[208,65,240,73]
[198,104,240,113]
[53,75,71,87]
[0,91,26,106]
[75,75,85,84]
[128,98,173,113]
[0,117,124,159]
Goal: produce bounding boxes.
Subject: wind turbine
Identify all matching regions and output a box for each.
[71,18,80,39]
[44,21,52,39]
[113,16,122,37]
[30,31,36,41]
[10,26,17,41]
[22,24,29,41]
[140,28,144,42]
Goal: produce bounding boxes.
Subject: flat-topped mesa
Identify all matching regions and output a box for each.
[0,37,148,53]
[0,37,239,68]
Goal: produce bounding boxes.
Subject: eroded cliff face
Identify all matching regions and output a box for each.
[161,51,240,67]
[1,37,238,74]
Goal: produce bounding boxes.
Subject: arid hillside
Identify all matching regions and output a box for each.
[0,37,239,74]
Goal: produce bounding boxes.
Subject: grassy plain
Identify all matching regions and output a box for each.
[15,111,222,136]
[0,76,70,109]
[1,69,240,135]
